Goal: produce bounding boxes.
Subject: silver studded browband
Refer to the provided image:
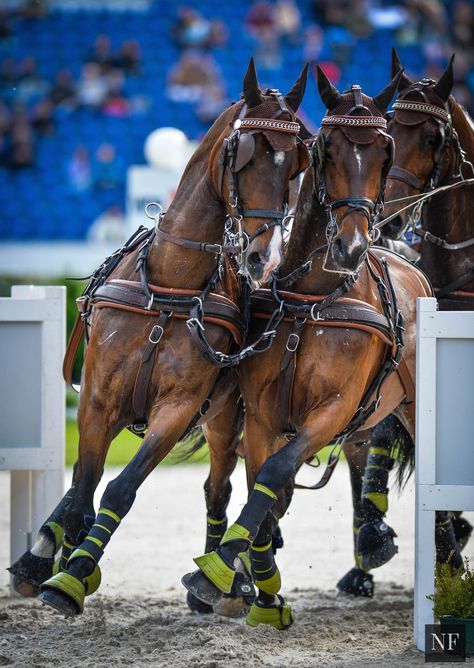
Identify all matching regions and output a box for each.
[234,118,300,134]
[321,115,387,129]
[392,100,451,123]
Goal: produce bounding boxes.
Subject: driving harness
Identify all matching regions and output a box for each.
[388,81,474,307]
[63,93,309,436]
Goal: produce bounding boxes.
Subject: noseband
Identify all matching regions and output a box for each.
[312,85,393,253]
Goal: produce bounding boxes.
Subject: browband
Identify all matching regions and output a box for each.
[322,115,387,129]
[234,118,300,134]
[392,100,451,123]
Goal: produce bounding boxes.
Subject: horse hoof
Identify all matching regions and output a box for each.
[8,551,54,596]
[38,571,85,616]
[37,588,81,617]
[357,520,398,571]
[214,595,249,618]
[186,591,213,614]
[246,595,293,630]
[181,570,223,606]
[336,567,374,598]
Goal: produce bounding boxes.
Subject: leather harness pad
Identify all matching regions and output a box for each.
[234,133,255,172]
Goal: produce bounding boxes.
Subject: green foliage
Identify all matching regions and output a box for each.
[66,419,210,467]
[428,558,474,619]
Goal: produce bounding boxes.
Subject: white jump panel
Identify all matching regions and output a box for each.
[415,297,474,651]
[0,285,65,589]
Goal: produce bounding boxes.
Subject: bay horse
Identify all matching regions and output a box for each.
[182,67,432,629]
[8,60,312,616]
[337,51,474,598]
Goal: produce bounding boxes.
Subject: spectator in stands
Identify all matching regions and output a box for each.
[303,24,324,66]
[67,145,91,193]
[49,69,77,109]
[31,97,55,136]
[9,107,34,170]
[77,62,108,109]
[86,34,114,74]
[114,40,142,76]
[196,84,228,124]
[166,51,223,103]
[87,204,127,243]
[244,2,281,69]
[275,0,301,45]
[19,0,47,20]
[171,6,212,50]
[0,9,13,40]
[16,56,50,104]
[92,143,124,190]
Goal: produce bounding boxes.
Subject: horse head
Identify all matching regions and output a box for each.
[383,49,457,239]
[313,66,400,273]
[212,58,310,286]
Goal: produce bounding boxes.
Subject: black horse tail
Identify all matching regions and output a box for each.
[389,417,415,489]
[175,397,245,462]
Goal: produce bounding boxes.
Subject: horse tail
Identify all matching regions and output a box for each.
[390,418,415,489]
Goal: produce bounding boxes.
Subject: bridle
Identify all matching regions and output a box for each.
[384,79,474,249]
[155,92,309,270]
[312,85,394,270]
[217,90,308,265]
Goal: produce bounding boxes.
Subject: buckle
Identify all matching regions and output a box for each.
[286,332,300,352]
[186,317,204,332]
[310,303,324,321]
[149,324,164,344]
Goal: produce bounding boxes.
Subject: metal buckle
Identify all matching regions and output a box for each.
[145,294,154,310]
[310,303,323,321]
[149,324,164,344]
[286,332,300,352]
[186,317,204,332]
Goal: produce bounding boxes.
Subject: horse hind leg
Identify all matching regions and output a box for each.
[336,443,375,598]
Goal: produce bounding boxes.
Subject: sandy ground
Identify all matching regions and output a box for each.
[1,463,473,667]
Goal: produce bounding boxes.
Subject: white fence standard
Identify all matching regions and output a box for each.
[415,297,474,651]
[0,285,65,588]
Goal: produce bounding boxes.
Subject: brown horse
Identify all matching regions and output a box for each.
[9,60,311,615]
[336,51,474,598]
[182,67,432,629]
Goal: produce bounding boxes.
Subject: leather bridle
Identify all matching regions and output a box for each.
[387,79,474,247]
[312,85,394,261]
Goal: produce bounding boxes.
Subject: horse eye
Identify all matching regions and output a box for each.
[424,135,438,148]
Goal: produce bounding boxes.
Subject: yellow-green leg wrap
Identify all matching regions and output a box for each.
[250,541,281,595]
[45,521,64,552]
[221,523,251,547]
[246,595,293,630]
[41,571,85,614]
[193,551,235,594]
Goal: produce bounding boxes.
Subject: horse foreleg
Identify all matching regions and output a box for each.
[8,465,78,596]
[187,390,244,614]
[38,402,198,616]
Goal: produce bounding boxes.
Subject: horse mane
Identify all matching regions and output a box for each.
[450,96,474,163]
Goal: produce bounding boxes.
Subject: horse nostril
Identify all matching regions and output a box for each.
[333,238,344,258]
[247,251,264,269]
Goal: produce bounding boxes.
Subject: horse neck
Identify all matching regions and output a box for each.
[421,99,474,287]
[146,113,231,291]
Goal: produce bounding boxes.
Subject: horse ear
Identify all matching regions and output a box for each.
[316,65,342,110]
[373,69,404,114]
[243,57,264,108]
[284,63,309,112]
[434,54,455,102]
[391,47,412,91]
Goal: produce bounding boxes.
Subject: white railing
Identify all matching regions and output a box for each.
[415,297,474,650]
[0,285,65,589]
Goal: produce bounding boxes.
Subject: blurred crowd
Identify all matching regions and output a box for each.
[0,0,473,241]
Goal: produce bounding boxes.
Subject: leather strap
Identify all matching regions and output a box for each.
[132,311,170,427]
[155,225,235,255]
[388,166,425,191]
[63,312,86,387]
[277,318,305,432]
